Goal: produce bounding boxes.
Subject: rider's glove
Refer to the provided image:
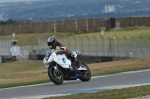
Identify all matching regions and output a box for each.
[56,51,64,55]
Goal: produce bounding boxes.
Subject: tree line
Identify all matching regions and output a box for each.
[0,19,23,25]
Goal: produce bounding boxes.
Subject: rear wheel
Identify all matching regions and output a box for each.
[79,62,91,82]
[48,67,64,85]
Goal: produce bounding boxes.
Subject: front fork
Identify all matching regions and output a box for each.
[53,64,61,75]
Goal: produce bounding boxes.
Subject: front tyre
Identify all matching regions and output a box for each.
[79,62,91,82]
[48,67,64,85]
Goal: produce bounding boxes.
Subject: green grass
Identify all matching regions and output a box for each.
[0,32,76,46]
[44,85,150,99]
[0,27,150,47]
[0,79,49,88]
[92,65,150,76]
[0,60,50,88]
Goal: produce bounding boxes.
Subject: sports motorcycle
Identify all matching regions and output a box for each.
[43,49,91,85]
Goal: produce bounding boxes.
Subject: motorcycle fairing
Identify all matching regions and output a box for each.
[54,54,71,68]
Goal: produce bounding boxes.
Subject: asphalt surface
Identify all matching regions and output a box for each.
[0,69,150,99]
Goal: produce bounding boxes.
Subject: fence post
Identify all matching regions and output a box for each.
[86,18,88,32]
[36,36,40,54]
[116,36,120,57]
[29,23,32,33]
[107,37,114,56]
[79,36,84,54]
[140,36,145,58]
[72,36,77,50]
[75,19,78,32]
[54,21,56,33]
[0,26,3,35]
[7,39,10,56]
[2,39,4,55]
[22,23,24,34]
[44,37,47,54]
[20,23,23,34]
[9,40,11,56]
[4,39,9,56]
[94,18,96,29]
[8,39,11,56]
[131,36,136,58]
[86,36,91,56]
[93,36,98,56]
[2,39,5,55]
[3,39,5,56]
[100,36,105,56]
[67,37,71,50]
[62,20,64,31]
[123,36,128,57]
[41,22,44,33]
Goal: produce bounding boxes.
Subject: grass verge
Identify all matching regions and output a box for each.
[44,85,150,99]
[0,79,49,88]
[0,58,150,88]
[0,27,150,46]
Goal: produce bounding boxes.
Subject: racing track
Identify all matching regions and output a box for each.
[0,69,150,99]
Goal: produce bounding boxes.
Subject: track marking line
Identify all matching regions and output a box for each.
[8,82,150,99]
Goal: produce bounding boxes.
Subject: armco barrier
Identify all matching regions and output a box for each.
[29,54,129,64]
[1,56,16,63]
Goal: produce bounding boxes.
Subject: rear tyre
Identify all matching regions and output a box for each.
[48,67,64,85]
[79,62,91,82]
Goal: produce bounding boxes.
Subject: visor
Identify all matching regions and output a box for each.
[48,41,55,46]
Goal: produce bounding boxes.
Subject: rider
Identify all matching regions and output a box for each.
[47,36,80,68]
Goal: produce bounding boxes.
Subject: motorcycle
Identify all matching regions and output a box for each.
[43,49,91,85]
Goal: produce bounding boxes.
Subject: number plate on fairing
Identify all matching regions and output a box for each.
[54,54,71,68]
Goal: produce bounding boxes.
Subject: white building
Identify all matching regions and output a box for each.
[103,5,115,13]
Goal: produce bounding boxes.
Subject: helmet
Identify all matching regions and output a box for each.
[47,36,57,48]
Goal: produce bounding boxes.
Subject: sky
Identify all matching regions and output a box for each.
[0,0,43,3]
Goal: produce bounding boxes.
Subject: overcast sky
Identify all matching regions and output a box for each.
[0,0,43,3]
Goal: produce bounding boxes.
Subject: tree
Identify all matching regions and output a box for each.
[0,18,22,25]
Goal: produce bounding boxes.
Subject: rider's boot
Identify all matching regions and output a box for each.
[75,60,81,69]
[70,52,82,69]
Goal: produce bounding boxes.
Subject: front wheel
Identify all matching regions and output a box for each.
[79,62,91,82]
[48,67,64,85]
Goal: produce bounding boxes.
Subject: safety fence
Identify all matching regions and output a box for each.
[0,39,10,56]
[36,36,150,58]
[0,36,150,59]
[0,39,37,59]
